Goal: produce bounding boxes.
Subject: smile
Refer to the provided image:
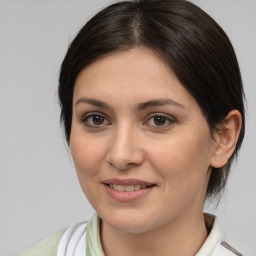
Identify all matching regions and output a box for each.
[107,184,152,192]
[102,179,156,202]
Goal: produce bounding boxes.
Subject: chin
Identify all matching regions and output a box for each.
[108,220,152,234]
[100,209,158,234]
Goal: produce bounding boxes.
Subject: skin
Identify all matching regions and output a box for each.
[70,47,242,256]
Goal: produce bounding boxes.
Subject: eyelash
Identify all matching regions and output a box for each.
[146,114,175,129]
[81,112,110,128]
[81,112,175,129]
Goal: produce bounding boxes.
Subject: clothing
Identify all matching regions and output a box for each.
[17,229,66,256]
[17,213,243,256]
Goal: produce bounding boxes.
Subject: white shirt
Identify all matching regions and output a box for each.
[57,213,243,256]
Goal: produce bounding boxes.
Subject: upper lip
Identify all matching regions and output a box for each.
[102,178,155,186]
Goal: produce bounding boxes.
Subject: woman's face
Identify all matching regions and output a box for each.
[70,48,217,234]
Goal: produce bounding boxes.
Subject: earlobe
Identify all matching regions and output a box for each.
[210,110,242,168]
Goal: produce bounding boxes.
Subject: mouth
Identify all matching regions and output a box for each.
[102,179,156,202]
[104,183,155,192]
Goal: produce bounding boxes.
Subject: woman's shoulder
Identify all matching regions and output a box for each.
[16,228,67,256]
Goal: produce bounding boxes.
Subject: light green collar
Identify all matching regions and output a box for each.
[86,214,105,256]
[86,213,222,256]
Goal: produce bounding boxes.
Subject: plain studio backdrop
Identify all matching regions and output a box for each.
[0,0,255,255]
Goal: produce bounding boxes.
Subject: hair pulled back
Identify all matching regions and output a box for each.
[58,0,245,200]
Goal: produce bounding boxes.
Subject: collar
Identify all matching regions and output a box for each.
[86,214,104,256]
[196,213,223,256]
[85,212,223,256]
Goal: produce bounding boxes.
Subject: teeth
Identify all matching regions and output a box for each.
[125,185,135,191]
[110,184,150,192]
[134,184,141,191]
[117,185,125,191]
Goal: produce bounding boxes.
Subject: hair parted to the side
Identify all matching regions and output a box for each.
[58,0,245,201]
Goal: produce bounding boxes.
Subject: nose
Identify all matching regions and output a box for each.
[106,124,144,170]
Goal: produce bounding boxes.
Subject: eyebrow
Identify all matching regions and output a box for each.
[75,98,112,109]
[137,98,185,110]
[75,98,185,110]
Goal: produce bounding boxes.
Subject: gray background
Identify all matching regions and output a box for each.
[0,0,255,255]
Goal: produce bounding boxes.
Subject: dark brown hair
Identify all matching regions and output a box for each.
[58,0,245,200]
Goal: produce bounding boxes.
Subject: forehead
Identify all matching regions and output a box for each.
[75,47,173,84]
[73,47,198,110]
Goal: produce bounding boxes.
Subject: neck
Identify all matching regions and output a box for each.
[100,211,208,256]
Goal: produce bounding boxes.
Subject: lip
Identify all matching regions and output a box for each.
[102,178,156,202]
[102,178,155,186]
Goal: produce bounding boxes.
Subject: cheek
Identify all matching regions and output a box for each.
[70,133,107,206]
[70,131,106,180]
[148,129,212,193]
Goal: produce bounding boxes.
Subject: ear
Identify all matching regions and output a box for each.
[210,110,242,168]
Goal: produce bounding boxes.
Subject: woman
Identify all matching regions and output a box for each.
[17,0,245,255]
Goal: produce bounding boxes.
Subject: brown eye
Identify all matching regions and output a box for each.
[146,114,175,128]
[82,113,109,127]
[154,116,167,126]
[92,115,105,125]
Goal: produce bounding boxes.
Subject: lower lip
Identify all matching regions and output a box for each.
[104,184,155,202]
